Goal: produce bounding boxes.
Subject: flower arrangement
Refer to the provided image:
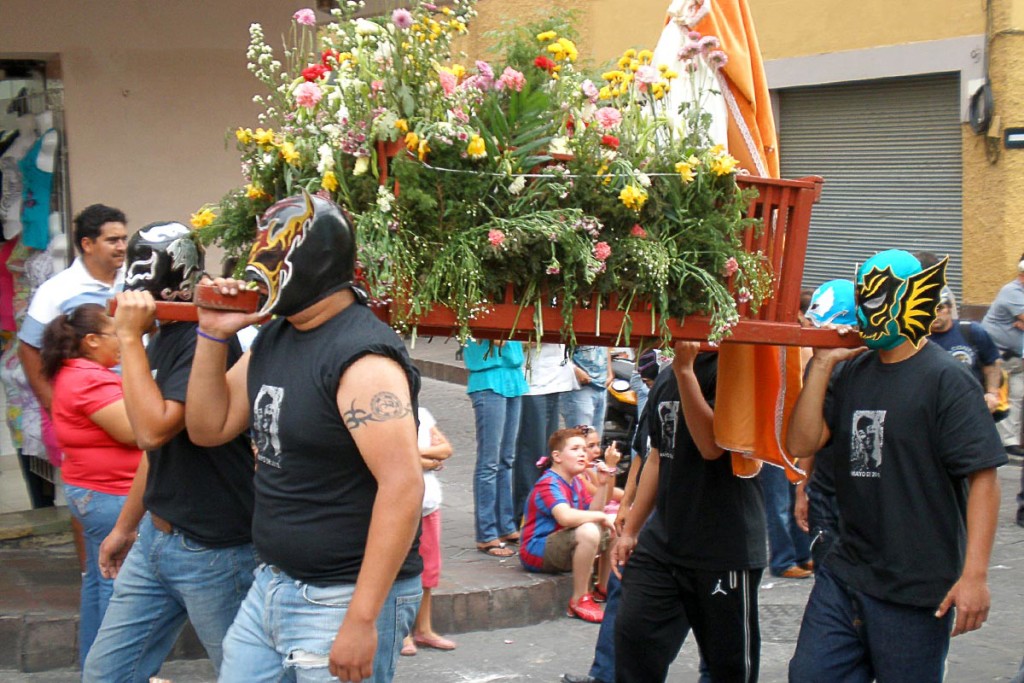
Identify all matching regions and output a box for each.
[194,0,774,343]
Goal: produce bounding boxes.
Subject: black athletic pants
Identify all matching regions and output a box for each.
[615,549,762,683]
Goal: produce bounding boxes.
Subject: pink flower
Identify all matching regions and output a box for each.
[423,2,437,9]
[688,30,702,41]
[391,8,413,29]
[635,65,659,85]
[439,70,457,96]
[546,264,561,275]
[594,242,612,261]
[581,79,599,103]
[723,257,739,277]
[707,50,729,69]
[630,224,647,238]
[476,61,495,86]
[293,8,317,26]
[497,67,526,92]
[488,229,505,247]
[594,107,623,130]
[699,36,721,52]
[451,108,470,123]
[294,82,323,108]
[371,80,384,95]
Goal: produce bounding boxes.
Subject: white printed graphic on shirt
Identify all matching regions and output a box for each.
[254,385,284,468]
[850,410,884,478]
[657,400,680,459]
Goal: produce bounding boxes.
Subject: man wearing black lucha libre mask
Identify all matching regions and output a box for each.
[185,191,423,682]
[84,223,256,682]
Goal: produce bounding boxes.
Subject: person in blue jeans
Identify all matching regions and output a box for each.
[759,464,812,578]
[84,225,258,682]
[41,304,143,668]
[185,194,423,682]
[561,346,611,435]
[788,251,1006,682]
[464,339,528,556]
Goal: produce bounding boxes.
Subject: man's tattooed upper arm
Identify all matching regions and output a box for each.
[343,391,412,430]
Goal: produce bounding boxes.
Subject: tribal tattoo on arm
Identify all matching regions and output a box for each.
[343,391,412,430]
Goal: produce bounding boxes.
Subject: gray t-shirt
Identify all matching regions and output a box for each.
[982,279,1024,356]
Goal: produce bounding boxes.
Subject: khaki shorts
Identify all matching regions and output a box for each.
[541,524,611,573]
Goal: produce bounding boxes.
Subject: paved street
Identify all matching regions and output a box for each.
[3,373,1024,681]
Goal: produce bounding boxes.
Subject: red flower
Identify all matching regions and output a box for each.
[630,224,647,238]
[534,55,557,72]
[321,49,341,68]
[600,135,620,149]
[594,241,612,261]
[302,64,329,82]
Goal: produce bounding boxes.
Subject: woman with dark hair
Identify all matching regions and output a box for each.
[41,303,142,668]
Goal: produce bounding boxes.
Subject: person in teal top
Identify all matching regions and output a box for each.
[463,340,529,557]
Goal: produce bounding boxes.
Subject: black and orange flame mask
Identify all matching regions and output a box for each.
[245,191,357,317]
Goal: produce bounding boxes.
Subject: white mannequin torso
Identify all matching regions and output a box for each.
[34,111,58,174]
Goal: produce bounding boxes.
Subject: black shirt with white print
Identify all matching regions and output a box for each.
[824,341,1006,608]
[638,354,767,571]
[246,303,423,585]
[144,322,254,547]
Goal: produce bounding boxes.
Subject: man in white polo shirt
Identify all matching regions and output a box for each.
[14,204,126,514]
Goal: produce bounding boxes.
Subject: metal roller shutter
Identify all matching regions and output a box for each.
[778,74,963,293]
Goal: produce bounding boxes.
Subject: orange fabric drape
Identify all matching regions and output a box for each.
[669,0,803,480]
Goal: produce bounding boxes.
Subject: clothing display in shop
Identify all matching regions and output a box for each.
[0,129,20,242]
[18,112,57,250]
[0,115,38,241]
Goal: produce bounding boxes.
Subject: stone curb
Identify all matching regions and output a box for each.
[0,507,72,541]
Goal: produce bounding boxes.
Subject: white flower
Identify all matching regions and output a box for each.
[376,186,394,212]
[354,156,370,176]
[317,144,335,173]
[508,175,526,195]
[355,18,380,35]
[638,173,651,188]
[548,136,571,156]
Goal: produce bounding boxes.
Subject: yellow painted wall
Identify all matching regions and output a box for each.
[0,0,298,237]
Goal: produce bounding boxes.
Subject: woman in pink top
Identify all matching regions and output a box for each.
[41,303,142,668]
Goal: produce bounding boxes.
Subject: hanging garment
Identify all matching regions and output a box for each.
[0,238,18,331]
[0,130,20,242]
[18,128,56,251]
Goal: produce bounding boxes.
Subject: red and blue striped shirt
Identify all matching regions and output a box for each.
[519,469,592,572]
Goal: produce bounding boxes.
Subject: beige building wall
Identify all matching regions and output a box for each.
[0,0,300,239]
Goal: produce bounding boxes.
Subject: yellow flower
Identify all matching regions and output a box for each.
[429,20,442,36]
[321,170,339,192]
[450,20,466,32]
[652,83,666,100]
[601,70,625,82]
[441,6,452,14]
[190,208,215,229]
[619,185,648,212]
[395,119,409,133]
[547,43,565,60]
[537,30,558,42]
[450,64,466,80]
[688,155,701,166]
[253,128,275,147]
[618,56,632,69]
[417,139,430,161]
[245,183,268,200]
[405,132,419,152]
[467,134,487,160]
[558,38,578,62]
[663,70,678,80]
[279,141,300,166]
[638,49,654,64]
[235,128,253,145]
[658,64,669,73]
[675,161,695,183]
[710,153,739,176]
[598,86,613,100]
[623,48,637,59]
[710,144,726,156]
[629,59,640,72]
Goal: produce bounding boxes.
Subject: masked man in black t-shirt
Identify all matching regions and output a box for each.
[611,341,767,683]
[787,250,1006,682]
[84,223,257,682]
[185,192,423,683]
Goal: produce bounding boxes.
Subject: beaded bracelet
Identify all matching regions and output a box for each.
[197,329,228,344]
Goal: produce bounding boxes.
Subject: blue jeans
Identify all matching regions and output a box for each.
[64,483,126,669]
[759,465,811,574]
[514,392,563,525]
[219,565,421,682]
[470,390,521,543]
[588,572,621,682]
[84,515,258,682]
[789,565,954,683]
[560,385,607,434]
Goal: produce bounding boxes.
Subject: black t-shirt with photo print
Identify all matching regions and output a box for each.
[637,354,767,571]
[246,302,422,585]
[824,341,1007,608]
[143,322,255,547]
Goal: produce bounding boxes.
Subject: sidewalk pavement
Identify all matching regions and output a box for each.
[2,337,1023,679]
